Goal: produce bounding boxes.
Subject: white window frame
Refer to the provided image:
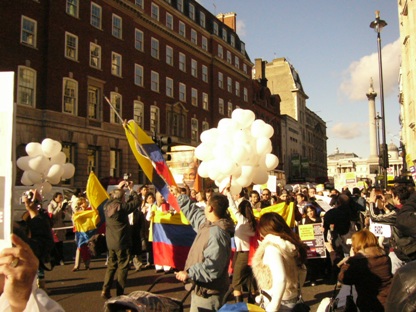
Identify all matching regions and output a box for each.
[213,22,219,35]
[150,105,160,134]
[191,118,198,141]
[135,29,144,51]
[202,36,208,51]
[112,14,122,39]
[227,77,232,93]
[218,72,223,88]
[88,84,102,120]
[179,83,186,102]
[230,34,235,47]
[235,56,240,69]
[166,46,173,65]
[21,16,37,48]
[202,121,209,132]
[218,98,224,115]
[202,93,208,111]
[191,29,197,44]
[200,12,206,28]
[177,0,183,12]
[227,101,233,117]
[111,52,122,77]
[179,21,185,37]
[62,78,78,115]
[179,53,186,72]
[222,28,227,41]
[189,3,195,20]
[235,81,240,97]
[89,42,101,69]
[151,3,159,21]
[166,77,174,98]
[191,88,198,106]
[202,65,208,83]
[133,100,144,128]
[65,32,78,61]
[110,92,122,124]
[151,71,159,92]
[244,88,248,102]
[191,59,197,77]
[166,13,173,29]
[17,66,36,107]
[227,51,232,64]
[66,0,79,17]
[135,0,143,9]
[134,64,144,87]
[151,37,159,59]
[218,45,223,58]
[243,64,247,74]
[91,2,102,29]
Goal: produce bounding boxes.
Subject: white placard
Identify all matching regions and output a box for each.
[0,72,15,250]
[369,221,392,238]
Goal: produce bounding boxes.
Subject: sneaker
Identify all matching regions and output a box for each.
[133,257,143,271]
[101,291,111,300]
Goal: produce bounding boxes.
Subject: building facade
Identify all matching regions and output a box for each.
[263,57,327,183]
[1,0,283,188]
[398,0,416,178]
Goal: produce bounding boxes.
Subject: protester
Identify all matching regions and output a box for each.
[252,212,307,311]
[338,229,393,312]
[249,190,261,211]
[141,192,156,269]
[226,186,257,303]
[47,192,67,266]
[19,189,54,293]
[260,188,272,208]
[0,234,64,311]
[195,190,208,208]
[101,180,141,299]
[171,186,234,312]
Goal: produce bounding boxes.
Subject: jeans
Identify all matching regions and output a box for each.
[102,249,130,296]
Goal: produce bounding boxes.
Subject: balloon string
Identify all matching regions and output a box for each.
[220,175,232,194]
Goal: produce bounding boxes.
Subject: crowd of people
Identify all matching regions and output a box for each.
[4,179,416,311]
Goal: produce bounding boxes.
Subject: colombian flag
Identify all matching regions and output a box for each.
[72,171,109,248]
[151,211,196,270]
[124,120,180,212]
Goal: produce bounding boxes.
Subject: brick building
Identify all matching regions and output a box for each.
[1,0,280,188]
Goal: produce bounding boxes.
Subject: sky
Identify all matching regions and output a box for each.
[198,0,402,159]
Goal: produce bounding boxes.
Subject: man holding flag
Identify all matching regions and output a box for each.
[101,180,142,299]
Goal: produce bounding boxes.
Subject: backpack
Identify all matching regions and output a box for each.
[390,226,416,262]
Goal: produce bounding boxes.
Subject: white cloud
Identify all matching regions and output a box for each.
[331,122,364,139]
[339,39,401,101]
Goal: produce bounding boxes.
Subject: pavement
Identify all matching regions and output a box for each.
[46,241,336,311]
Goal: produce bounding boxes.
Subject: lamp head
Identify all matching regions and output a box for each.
[370,10,387,33]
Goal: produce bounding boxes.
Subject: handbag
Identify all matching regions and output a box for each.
[292,269,310,312]
[343,286,357,312]
[323,284,339,312]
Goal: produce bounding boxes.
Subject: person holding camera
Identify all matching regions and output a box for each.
[47,192,67,266]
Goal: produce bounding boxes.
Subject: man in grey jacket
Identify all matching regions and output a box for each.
[101,181,141,299]
[172,187,235,312]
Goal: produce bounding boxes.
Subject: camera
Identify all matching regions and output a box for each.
[20,191,34,204]
[123,173,131,181]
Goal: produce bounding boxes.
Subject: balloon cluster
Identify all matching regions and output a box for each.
[16,139,75,194]
[195,108,279,194]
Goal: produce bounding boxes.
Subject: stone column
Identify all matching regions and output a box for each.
[366,79,378,159]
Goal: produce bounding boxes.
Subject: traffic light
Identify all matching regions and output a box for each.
[158,136,172,161]
[379,143,389,169]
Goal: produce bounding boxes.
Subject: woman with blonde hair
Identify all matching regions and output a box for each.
[252,212,307,311]
[338,229,393,312]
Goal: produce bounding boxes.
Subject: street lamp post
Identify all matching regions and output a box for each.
[370,10,389,189]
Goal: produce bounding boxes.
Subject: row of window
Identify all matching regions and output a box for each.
[18,66,238,141]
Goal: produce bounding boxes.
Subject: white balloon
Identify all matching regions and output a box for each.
[219,159,235,176]
[28,155,50,173]
[256,137,272,156]
[47,164,65,184]
[252,168,269,185]
[195,143,214,161]
[35,181,52,195]
[217,118,238,134]
[61,163,75,179]
[251,119,266,138]
[50,152,66,165]
[21,171,34,186]
[231,145,247,164]
[17,156,31,171]
[200,128,219,144]
[230,182,242,195]
[25,142,43,157]
[233,129,252,146]
[231,163,242,179]
[261,124,274,138]
[197,161,210,178]
[27,170,43,184]
[264,154,279,170]
[232,109,255,129]
[42,139,62,158]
